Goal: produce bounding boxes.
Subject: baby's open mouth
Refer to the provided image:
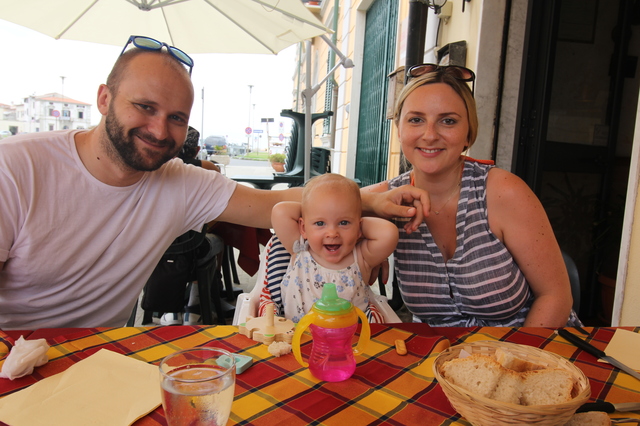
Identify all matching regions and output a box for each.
[324,244,341,252]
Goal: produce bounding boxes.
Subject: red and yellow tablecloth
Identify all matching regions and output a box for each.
[1,325,639,425]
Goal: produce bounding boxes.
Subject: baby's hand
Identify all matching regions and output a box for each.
[368,259,389,286]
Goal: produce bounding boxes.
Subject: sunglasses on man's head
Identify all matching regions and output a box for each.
[407,63,476,94]
[120,35,194,75]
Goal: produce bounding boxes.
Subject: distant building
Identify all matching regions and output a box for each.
[0,92,92,135]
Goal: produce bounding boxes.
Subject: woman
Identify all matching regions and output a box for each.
[365,64,581,327]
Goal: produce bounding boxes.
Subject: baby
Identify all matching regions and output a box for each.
[272,173,399,323]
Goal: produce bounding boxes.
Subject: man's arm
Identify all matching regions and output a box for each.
[216,181,429,231]
[201,160,220,172]
[361,182,430,234]
[216,184,303,229]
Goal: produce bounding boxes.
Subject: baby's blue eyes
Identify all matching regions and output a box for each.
[312,220,350,227]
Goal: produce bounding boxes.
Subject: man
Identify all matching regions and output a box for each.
[0,38,427,330]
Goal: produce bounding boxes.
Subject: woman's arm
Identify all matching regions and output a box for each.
[486,168,573,327]
[271,201,303,255]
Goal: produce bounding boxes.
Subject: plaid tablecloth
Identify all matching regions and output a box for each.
[1,325,639,425]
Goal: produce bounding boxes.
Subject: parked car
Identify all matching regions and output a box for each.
[204,135,227,155]
[0,130,12,139]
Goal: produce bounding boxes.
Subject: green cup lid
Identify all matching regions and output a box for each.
[313,283,352,314]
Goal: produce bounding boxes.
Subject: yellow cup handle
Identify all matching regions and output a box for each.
[352,307,370,356]
[292,312,316,367]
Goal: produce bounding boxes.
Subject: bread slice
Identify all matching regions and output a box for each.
[491,368,523,404]
[520,368,574,406]
[495,347,545,372]
[441,354,504,398]
[564,411,611,426]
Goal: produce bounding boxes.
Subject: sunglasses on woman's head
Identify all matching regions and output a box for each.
[407,63,475,94]
[120,35,194,75]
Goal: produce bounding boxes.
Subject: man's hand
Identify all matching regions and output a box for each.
[364,185,429,234]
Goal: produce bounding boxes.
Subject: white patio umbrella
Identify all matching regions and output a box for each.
[0,0,329,55]
[1,0,338,182]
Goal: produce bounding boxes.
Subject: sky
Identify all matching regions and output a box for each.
[0,19,297,146]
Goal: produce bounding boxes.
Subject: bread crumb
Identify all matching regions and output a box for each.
[268,341,292,357]
[395,339,407,355]
[564,411,611,426]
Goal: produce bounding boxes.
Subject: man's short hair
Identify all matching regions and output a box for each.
[106,48,190,96]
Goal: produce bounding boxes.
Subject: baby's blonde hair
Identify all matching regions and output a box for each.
[301,174,361,215]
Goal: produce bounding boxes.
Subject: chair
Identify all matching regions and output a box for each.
[232,109,333,189]
[232,236,401,325]
[127,227,229,326]
[562,250,581,313]
[209,154,231,175]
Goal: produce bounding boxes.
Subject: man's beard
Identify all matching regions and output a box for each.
[104,104,180,172]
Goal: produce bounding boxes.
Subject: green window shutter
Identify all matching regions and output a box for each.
[355,0,398,187]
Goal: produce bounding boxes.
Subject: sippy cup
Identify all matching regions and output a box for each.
[291,283,370,382]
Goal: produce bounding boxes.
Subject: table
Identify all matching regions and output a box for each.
[1,325,639,425]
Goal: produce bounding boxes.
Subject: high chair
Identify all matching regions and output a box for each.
[232,236,401,325]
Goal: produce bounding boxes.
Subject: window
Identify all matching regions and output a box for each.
[49,124,54,131]
[62,110,70,117]
[78,111,84,119]
[49,109,54,116]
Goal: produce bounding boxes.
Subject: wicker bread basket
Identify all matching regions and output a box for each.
[433,341,591,426]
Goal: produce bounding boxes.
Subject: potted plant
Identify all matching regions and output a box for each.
[269,153,286,172]
[210,144,231,168]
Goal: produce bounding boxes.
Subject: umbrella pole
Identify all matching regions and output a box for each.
[304,40,313,183]
[302,36,355,183]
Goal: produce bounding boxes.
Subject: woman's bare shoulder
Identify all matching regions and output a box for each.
[486,167,535,203]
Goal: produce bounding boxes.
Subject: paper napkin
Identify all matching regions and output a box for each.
[0,349,161,426]
[0,336,49,380]
[598,328,640,370]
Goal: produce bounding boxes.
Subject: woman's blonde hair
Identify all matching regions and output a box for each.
[393,70,478,149]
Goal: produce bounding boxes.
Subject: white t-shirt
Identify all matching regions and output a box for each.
[0,130,237,329]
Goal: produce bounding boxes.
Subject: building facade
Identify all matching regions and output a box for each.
[0,92,92,135]
[295,0,640,326]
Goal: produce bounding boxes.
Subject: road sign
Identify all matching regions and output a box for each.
[279,134,284,141]
[253,129,263,134]
[245,127,252,135]
[52,110,60,117]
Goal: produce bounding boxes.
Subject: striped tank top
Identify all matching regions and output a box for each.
[389,160,534,327]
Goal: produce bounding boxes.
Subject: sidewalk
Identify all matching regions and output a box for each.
[224,158,273,177]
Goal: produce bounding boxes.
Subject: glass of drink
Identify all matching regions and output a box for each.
[160,347,236,426]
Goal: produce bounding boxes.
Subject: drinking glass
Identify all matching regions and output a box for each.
[159,347,236,426]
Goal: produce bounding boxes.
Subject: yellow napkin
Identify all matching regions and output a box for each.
[0,349,161,426]
[598,329,640,371]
